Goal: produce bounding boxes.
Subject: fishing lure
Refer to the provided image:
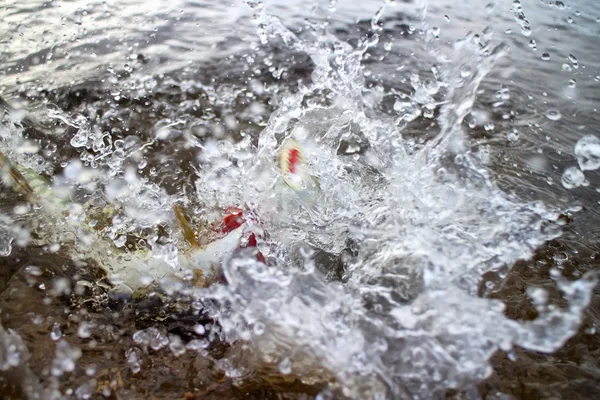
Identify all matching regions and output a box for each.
[278,138,312,191]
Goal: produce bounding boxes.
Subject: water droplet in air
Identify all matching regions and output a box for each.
[527,287,548,305]
[254,321,265,335]
[51,340,81,376]
[193,324,206,335]
[507,131,520,142]
[528,39,537,50]
[51,323,62,341]
[78,322,92,339]
[541,53,550,61]
[75,382,93,400]
[545,110,561,121]
[574,135,600,171]
[168,334,186,357]
[561,167,586,189]
[126,347,142,374]
[278,357,292,374]
[568,54,578,68]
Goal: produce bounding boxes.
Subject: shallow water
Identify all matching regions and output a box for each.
[0,0,599,399]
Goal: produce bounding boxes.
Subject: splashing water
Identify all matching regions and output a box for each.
[0,0,597,399]
[180,2,597,398]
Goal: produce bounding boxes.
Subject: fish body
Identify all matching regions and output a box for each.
[0,151,263,291]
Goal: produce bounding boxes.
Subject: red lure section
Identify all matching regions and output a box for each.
[287,148,300,174]
[219,207,265,264]
[220,207,245,233]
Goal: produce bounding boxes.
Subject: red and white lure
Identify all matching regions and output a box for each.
[278,138,312,191]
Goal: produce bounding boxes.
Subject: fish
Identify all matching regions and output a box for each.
[0,149,264,293]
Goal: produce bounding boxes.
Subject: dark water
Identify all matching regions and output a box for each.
[0,0,599,399]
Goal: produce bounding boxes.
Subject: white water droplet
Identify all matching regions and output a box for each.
[51,323,62,341]
[193,324,206,335]
[78,322,92,339]
[574,135,600,171]
[545,110,561,121]
[168,334,186,357]
[51,340,82,376]
[278,357,292,374]
[561,166,586,189]
[562,63,573,72]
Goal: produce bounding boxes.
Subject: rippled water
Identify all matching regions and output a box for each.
[0,0,599,399]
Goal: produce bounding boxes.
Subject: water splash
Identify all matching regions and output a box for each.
[0,1,596,398]
[182,3,597,398]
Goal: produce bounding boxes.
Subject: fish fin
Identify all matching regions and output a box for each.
[173,205,200,248]
[193,269,208,288]
[0,152,34,196]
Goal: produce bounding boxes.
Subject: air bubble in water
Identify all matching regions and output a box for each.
[555,1,566,10]
[562,64,573,72]
[574,135,600,171]
[568,79,576,88]
[541,53,550,60]
[568,54,578,68]
[545,109,561,121]
[561,167,586,189]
